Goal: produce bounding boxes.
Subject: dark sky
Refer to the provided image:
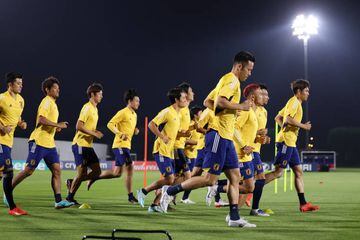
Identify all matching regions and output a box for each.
[0,0,359,159]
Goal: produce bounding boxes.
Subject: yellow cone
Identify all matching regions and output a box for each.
[79,203,91,209]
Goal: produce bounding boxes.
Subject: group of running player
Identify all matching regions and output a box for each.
[0,51,319,227]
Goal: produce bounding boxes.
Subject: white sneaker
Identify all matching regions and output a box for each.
[205,185,217,206]
[228,218,256,228]
[159,185,173,213]
[225,214,250,224]
[180,198,196,204]
[148,205,164,213]
[136,189,146,208]
[215,199,229,208]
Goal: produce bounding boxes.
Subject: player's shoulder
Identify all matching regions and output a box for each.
[287,96,300,109]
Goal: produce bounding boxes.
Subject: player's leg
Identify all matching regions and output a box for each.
[67,165,87,204]
[265,143,288,184]
[125,160,138,203]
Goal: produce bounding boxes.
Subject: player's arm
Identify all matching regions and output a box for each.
[217,96,251,111]
[185,139,197,146]
[285,116,311,131]
[0,121,12,134]
[275,114,284,128]
[76,120,103,139]
[148,121,169,144]
[107,110,128,140]
[38,115,68,129]
[17,118,27,130]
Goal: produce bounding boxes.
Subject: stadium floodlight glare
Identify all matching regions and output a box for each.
[292,14,318,43]
[292,14,319,149]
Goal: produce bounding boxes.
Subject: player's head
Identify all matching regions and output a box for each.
[167,87,187,108]
[124,89,140,110]
[259,83,269,106]
[243,83,261,103]
[87,83,103,104]
[6,72,23,94]
[190,106,202,121]
[233,51,255,82]
[178,82,194,102]
[42,76,60,98]
[291,79,310,101]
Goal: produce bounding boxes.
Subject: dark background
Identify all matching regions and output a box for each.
[0,0,359,166]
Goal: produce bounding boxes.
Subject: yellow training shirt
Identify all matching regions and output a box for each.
[281,96,303,147]
[174,107,191,149]
[184,126,200,160]
[250,106,268,153]
[0,91,25,147]
[72,101,99,147]
[107,107,137,149]
[29,96,59,148]
[152,105,181,159]
[233,108,258,163]
[212,72,241,140]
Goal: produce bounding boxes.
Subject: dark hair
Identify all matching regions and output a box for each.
[178,82,191,94]
[6,72,23,84]
[124,89,138,103]
[87,83,103,98]
[167,87,185,104]
[190,106,202,120]
[243,83,260,98]
[234,51,256,65]
[42,76,60,95]
[259,83,268,90]
[291,79,310,94]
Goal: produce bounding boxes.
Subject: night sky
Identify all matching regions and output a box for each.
[0,0,359,160]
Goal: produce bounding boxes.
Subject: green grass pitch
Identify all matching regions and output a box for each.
[1,168,359,239]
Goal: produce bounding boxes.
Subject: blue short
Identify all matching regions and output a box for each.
[194,148,205,168]
[26,141,60,169]
[174,148,190,174]
[154,153,175,177]
[113,148,132,166]
[72,144,99,167]
[239,161,254,180]
[252,152,264,175]
[202,130,239,175]
[0,144,13,172]
[274,142,301,168]
[188,158,195,172]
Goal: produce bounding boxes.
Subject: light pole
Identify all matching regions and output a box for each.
[292,14,318,149]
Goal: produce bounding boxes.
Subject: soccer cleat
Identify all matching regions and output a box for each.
[250,209,270,217]
[3,193,9,207]
[205,185,217,206]
[136,189,146,207]
[66,179,73,194]
[264,208,274,215]
[8,207,28,216]
[159,185,173,213]
[55,200,74,209]
[300,202,320,212]
[228,218,257,228]
[66,198,81,206]
[128,195,139,204]
[215,199,229,208]
[148,205,164,213]
[245,193,253,207]
[225,214,256,227]
[180,198,196,204]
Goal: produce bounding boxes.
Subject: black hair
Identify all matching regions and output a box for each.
[234,51,256,66]
[6,72,23,84]
[167,87,185,104]
[42,76,60,95]
[178,82,191,94]
[259,83,268,90]
[87,83,103,98]
[291,79,310,94]
[190,106,202,120]
[124,89,138,103]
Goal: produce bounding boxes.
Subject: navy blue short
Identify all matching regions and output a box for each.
[239,161,254,180]
[72,144,99,167]
[154,153,175,177]
[252,152,264,175]
[26,141,60,169]
[188,158,195,172]
[194,148,205,168]
[274,142,301,168]
[174,148,190,174]
[0,144,13,172]
[113,148,132,166]
[202,130,239,175]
